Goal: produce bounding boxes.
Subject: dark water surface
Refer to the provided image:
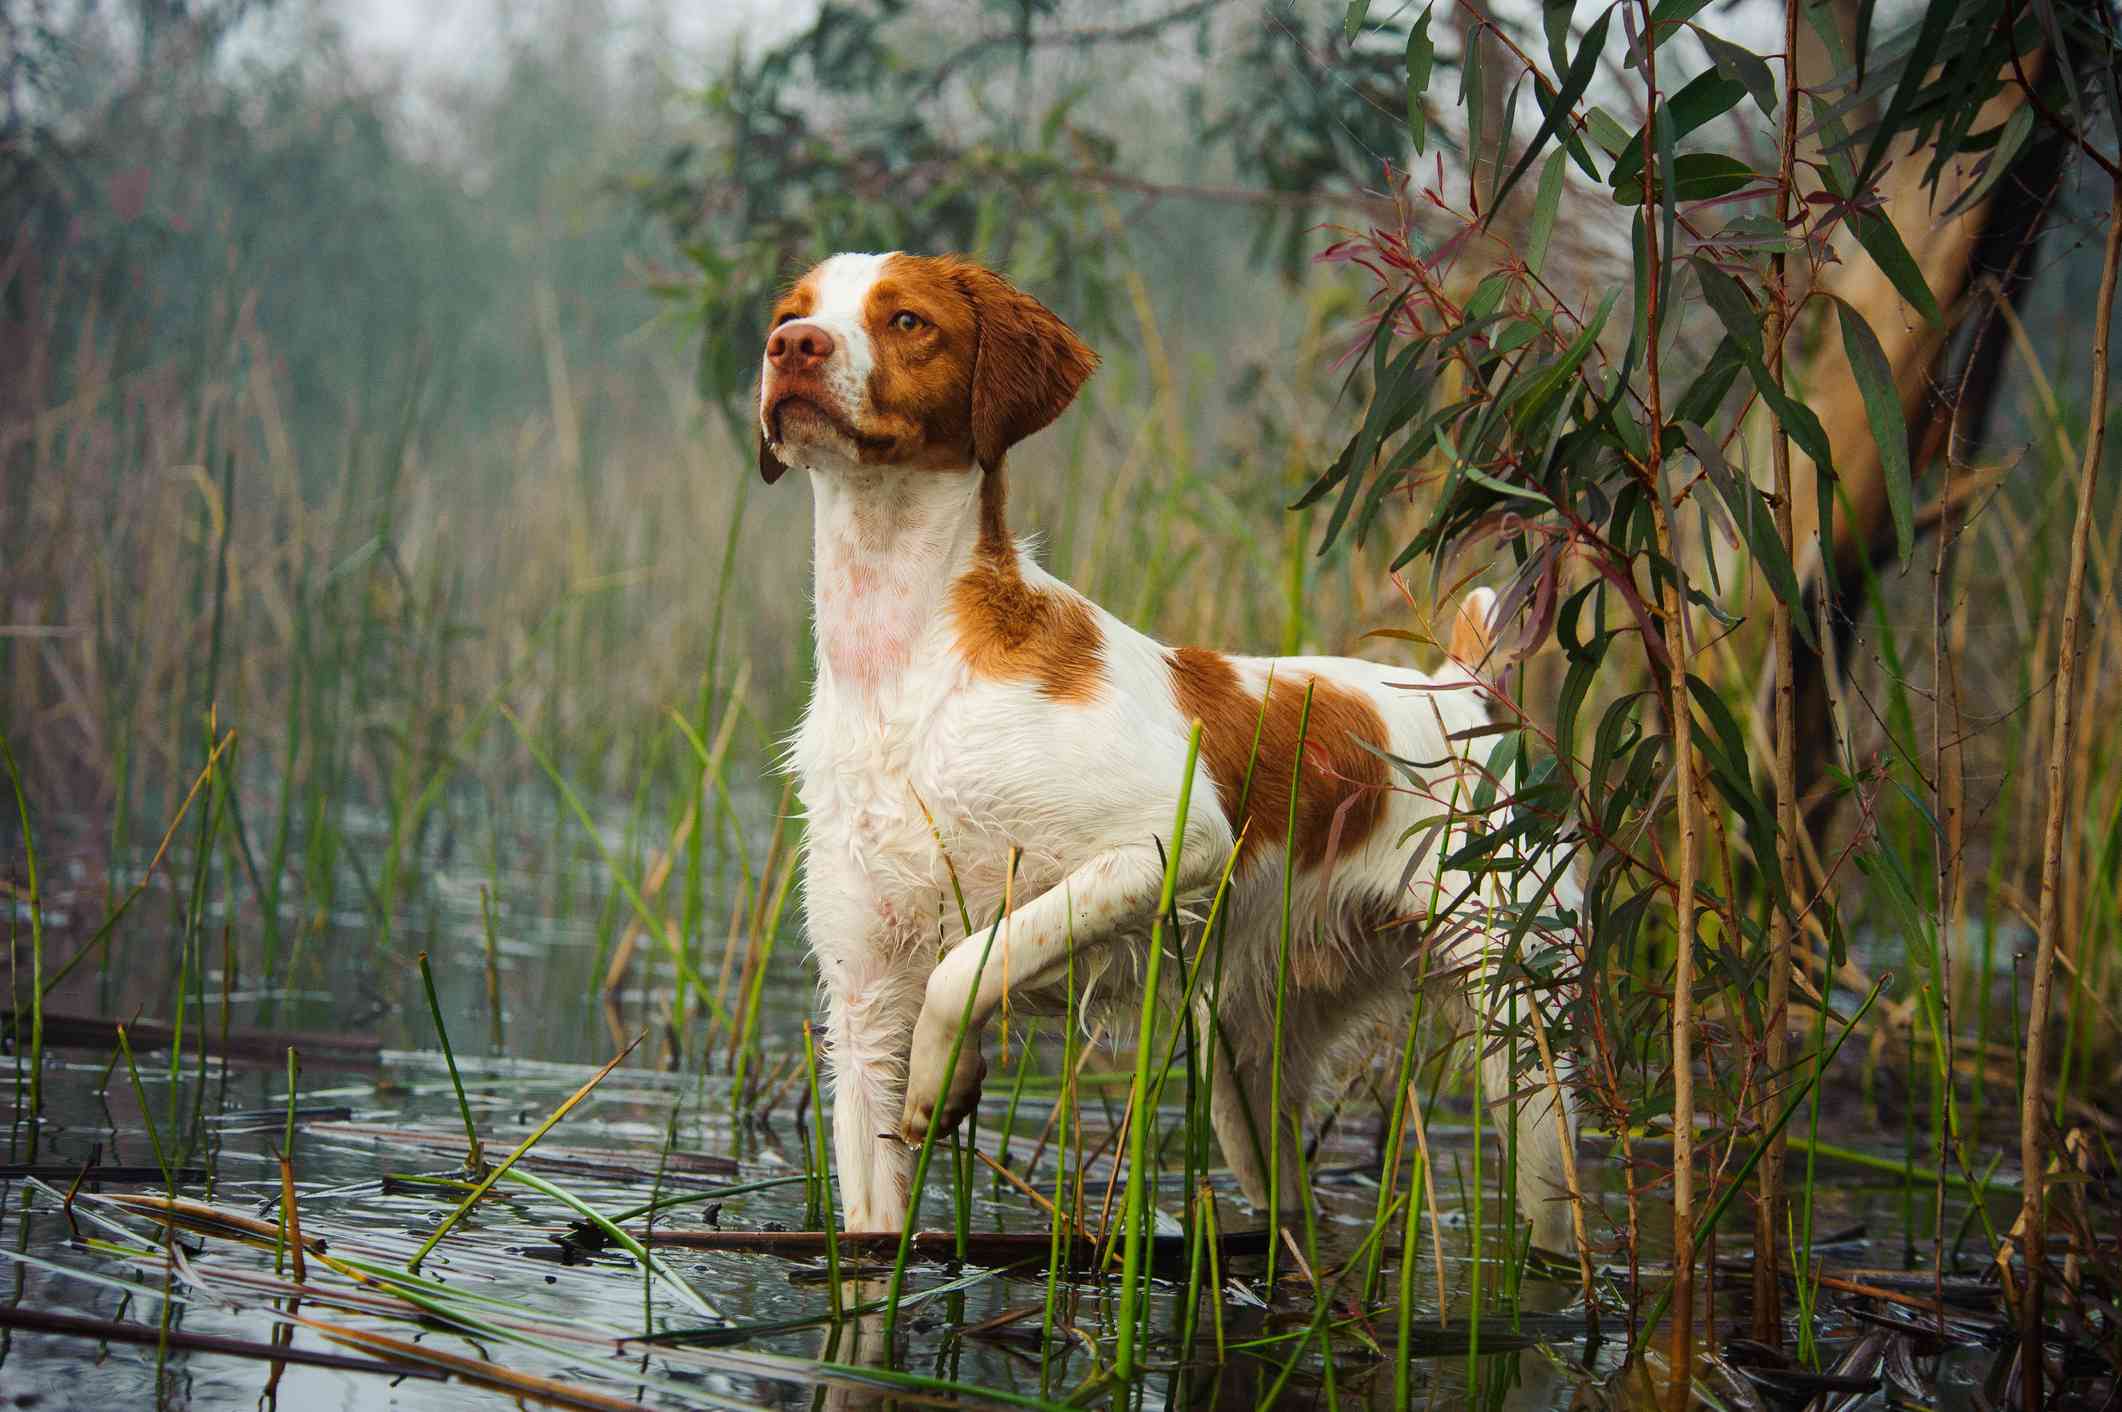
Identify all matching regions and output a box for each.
[0,807,2022,1409]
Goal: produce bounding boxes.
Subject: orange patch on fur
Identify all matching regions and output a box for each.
[1166,649,1390,871]
[767,272,821,326]
[856,257,982,470]
[949,567,1105,704]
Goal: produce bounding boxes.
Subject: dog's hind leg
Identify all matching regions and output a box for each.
[1202,987,1344,1225]
[1207,1028,1302,1222]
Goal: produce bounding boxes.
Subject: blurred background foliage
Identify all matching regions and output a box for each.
[4,0,2119,1099]
[1,0,1498,831]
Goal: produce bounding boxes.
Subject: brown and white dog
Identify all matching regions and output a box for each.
[757,252,1581,1250]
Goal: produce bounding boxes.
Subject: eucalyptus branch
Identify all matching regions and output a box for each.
[1753,0,1805,1351]
[2004,0,2122,181]
[920,0,1233,97]
[1628,5,1704,1405]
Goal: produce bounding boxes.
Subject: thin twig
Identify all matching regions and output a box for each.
[2018,162,2122,1412]
[1755,0,1805,1351]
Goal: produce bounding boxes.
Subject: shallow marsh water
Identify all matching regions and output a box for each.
[0,807,2031,1409]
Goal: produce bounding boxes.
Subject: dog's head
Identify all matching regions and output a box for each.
[756,253,1098,483]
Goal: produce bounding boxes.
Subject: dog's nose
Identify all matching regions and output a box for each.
[766,321,835,372]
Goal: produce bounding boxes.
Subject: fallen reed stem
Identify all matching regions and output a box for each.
[409,1032,641,1270]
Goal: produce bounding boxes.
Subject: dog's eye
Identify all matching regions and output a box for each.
[890,311,924,333]
[772,312,798,328]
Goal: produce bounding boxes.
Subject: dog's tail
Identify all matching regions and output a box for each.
[1447,585,1497,663]
[1440,583,1585,1252]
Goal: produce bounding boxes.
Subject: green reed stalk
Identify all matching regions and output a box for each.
[1393,1140,1430,1411]
[1127,829,1247,1323]
[882,854,1015,1350]
[1133,831,1247,1257]
[1178,1182,1208,1394]
[1114,722,1203,1384]
[1504,985,1520,1321]
[1171,668,1277,1270]
[1265,683,1316,1290]
[171,721,227,1111]
[127,959,187,1405]
[683,474,749,1003]
[1468,967,1484,1395]
[1,735,43,1119]
[479,885,505,1053]
[276,1046,299,1275]
[801,1021,842,1321]
[604,1174,810,1226]
[1040,916,1076,1399]
[950,1132,971,1260]
[100,730,128,1010]
[260,577,308,1004]
[1903,1012,1917,1266]
[1974,663,2027,1127]
[995,1023,1037,1196]
[503,705,724,1025]
[418,952,485,1173]
[1640,976,1886,1341]
[1785,1135,2016,1198]
[116,1025,172,1190]
[590,738,661,995]
[1367,948,1432,1305]
[1259,1187,1405,1408]
[731,852,798,1110]
[1795,965,1833,1368]
[2055,783,2122,1123]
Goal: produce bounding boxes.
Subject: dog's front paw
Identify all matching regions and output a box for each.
[899,1015,987,1144]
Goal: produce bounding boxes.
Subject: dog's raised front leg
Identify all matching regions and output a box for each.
[899,834,1226,1144]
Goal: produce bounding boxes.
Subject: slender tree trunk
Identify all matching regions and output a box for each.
[1773,69,2063,840]
[2019,165,2122,1412]
[1635,11,1699,1406]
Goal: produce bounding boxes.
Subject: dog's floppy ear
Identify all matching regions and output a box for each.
[951,263,1098,473]
[758,429,790,484]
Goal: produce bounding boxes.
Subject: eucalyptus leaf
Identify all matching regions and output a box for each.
[1941,102,2035,219]
[1692,259,1836,482]
[1612,151,1757,205]
[1682,421,1815,650]
[1608,68,1750,189]
[1490,5,1615,219]
[1406,4,1436,154]
[1526,147,1567,278]
[1585,106,1632,157]
[1690,24,1777,118]
[1833,296,1915,560]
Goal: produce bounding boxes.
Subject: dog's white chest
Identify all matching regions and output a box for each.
[797,679,1049,948]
